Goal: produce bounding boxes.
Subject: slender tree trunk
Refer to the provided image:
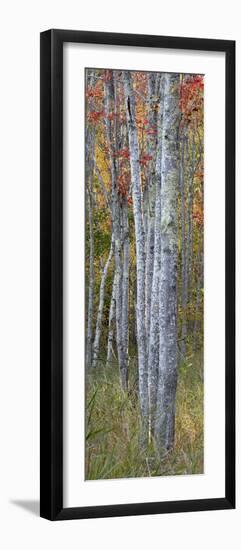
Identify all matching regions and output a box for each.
[86,179,95,368]
[147,76,164,437]
[104,71,126,389]
[85,72,96,368]
[179,135,187,359]
[194,235,203,351]
[186,131,195,317]
[123,71,148,440]
[92,238,114,368]
[145,73,160,345]
[194,172,204,350]
[145,218,155,343]
[154,73,180,451]
[107,270,117,365]
[121,201,129,386]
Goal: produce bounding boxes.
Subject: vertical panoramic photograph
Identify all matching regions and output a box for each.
[85,68,204,480]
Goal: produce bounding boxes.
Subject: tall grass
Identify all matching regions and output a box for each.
[85,351,203,480]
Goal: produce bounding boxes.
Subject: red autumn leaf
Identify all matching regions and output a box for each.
[87,110,105,124]
[114,147,130,159]
[139,154,153,166]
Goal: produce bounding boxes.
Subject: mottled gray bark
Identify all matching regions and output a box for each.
[147,76,164,436]
[92,238,114,368]
[104,71,126,390]
[194,235,203,351]
[147,73,160,168]
[145,73,160,345]
[179,135,187,359]
[123,71,148,436]
[186,131,196,310]
[86,179,95,369]
[107,270,117,365]
[85,71,96,369]
[85,70,95,163]
[194,170,204,349]
[121,202,129,387]
[154,73,180,451]
[145,218,155,343]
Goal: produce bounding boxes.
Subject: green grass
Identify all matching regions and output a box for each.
[85,351,204,480]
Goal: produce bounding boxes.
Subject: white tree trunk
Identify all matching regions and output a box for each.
[145,73,160,345]
[194,235,203,351]
[121,201,129,386]
[104,71,126,389]
[85,72,96,369]
[92,238,114,368]
[154,73,180,451]
[106,270,117,365]
[123,71,148,437]
[86,179,95,368]
[186,132,196,311]
[145,218,155,343]
[179,135,187,359]
[147,76,164,436]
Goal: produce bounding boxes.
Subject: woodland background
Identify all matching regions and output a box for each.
[85,68,204,479]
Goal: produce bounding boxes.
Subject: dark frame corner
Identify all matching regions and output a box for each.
[40,29,235,521]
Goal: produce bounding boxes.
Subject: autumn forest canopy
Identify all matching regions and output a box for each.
[85,68,204,480]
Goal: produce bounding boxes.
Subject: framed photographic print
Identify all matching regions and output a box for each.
[40,29,235,520]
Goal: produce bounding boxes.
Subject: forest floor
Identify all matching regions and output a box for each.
[85,351,204,480]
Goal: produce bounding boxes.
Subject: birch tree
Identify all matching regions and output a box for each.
[86,179,95,368]
[86,71,96,368]
[106,270,117,365]
[154,73,180,451]
[147,75,164,436]
[92,237,114,368]
[145,73,160,344]
[123,71,148,437]
[121,201,129,380]
[179,134,187,358]
[194,235,203,351]
[104,71,127,390]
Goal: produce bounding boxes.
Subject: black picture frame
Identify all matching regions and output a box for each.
[40,29,235,521]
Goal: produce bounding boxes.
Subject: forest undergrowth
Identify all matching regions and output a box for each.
[85,350,204,480]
